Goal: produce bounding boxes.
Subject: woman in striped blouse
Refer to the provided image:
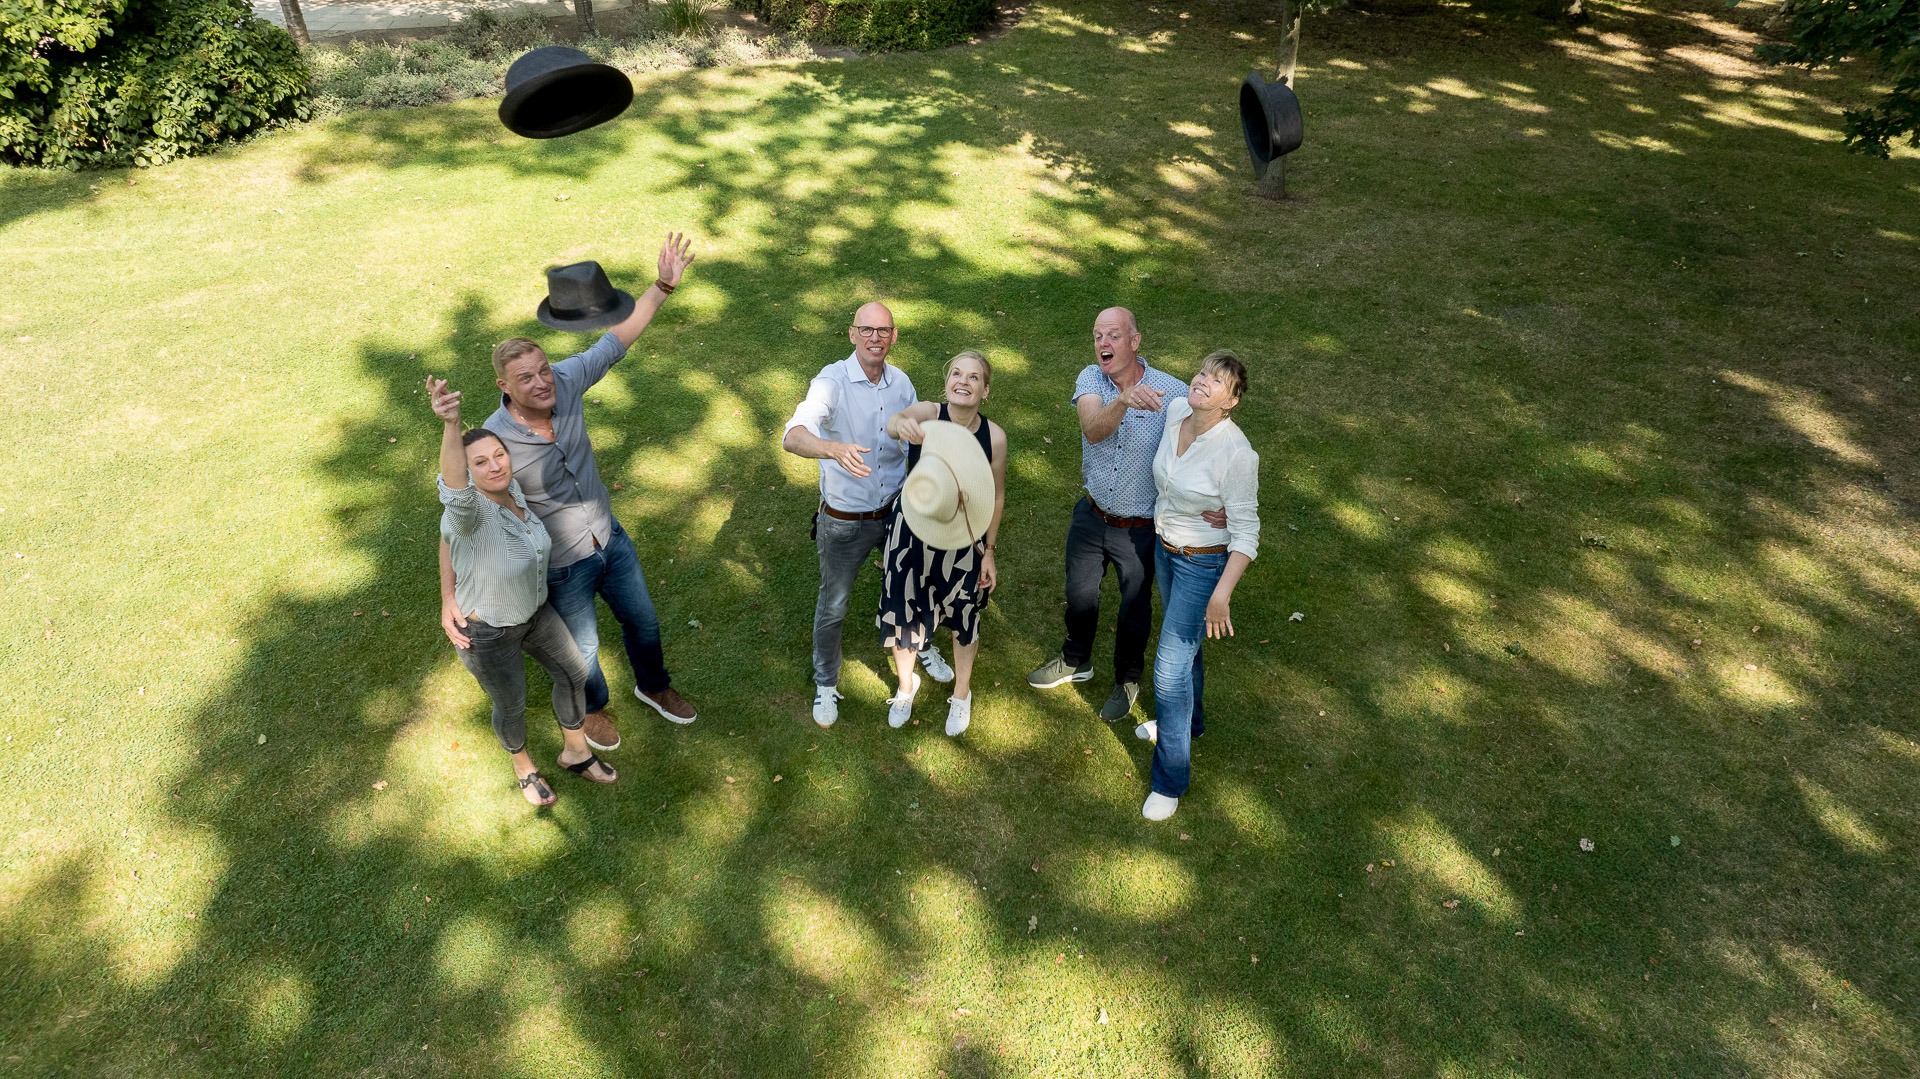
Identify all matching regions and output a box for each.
[1136,350,1260,822]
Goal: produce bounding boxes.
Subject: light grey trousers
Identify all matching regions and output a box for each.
[812,510,889,687]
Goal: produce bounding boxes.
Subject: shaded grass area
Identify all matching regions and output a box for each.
[1,0,1918,1075]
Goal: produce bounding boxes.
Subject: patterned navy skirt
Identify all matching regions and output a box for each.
[876,506,986,650]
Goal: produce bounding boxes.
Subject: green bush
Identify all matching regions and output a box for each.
[738,0,993,51]
[0,0,308,168]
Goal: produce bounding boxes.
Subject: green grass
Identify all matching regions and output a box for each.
[2,0,1918,1075]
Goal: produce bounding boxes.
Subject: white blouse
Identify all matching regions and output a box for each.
[1151,396,1260,560]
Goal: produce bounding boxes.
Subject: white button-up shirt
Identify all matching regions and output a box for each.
[1152,396,1261,560]
[785,353,919,513]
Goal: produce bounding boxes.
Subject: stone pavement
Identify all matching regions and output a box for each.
[252,0,634,39]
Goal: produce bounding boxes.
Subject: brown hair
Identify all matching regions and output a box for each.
[491,337,545,377]
[461,428,506,452]
[1198,349,1248,402]
[951,349,991,385]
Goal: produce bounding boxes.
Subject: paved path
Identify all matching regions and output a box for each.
[253,0,634,39]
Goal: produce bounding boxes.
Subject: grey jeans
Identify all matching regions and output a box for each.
[813,509,889,686]
[454,604,590,753]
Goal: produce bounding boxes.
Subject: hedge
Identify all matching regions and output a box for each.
[0,0,309,169]
[736,0,994,52]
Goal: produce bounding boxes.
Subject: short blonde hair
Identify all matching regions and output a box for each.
[491,337,545,377]
[1198,349,1247,401]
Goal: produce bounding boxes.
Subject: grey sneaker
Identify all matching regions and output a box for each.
[1027,655,1094,689]
[1098,682,1139,721]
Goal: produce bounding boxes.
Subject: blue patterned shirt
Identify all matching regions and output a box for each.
[1073,361,1189,518]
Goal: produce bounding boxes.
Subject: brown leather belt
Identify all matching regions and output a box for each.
[821,499,894,522]
[1160,539,1229,556]
[1084,495,1152,530]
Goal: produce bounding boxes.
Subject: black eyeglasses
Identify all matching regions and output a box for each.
[853,325,897,339]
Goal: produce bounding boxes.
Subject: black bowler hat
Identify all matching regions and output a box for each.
[1239,71,1304,179]
[499,46,634,139]
[537,261,635,331]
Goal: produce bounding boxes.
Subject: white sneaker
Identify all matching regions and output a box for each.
[945,694,972,737]
[918,646,954,683]
[1142,792,1179,821]
[1134,720,1158,744]
[887,672,921,729]
[812,685,843,728]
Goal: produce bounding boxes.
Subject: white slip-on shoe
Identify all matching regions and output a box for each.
[945,694,972,737]
[887,672,921,729]
[1142,792,1179,821]
[1134,720,1158,744]
[918,646,955,683]
[812,685,843,729]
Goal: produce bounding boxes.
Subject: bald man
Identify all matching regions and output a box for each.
[783,302,955,728]
[1028,307,1219,720]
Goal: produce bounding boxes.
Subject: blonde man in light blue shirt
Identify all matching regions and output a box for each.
[783,302,955,728]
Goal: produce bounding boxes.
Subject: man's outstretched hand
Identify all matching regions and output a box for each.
[658,232,694,289]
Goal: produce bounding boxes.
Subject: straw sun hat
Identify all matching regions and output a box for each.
[901,420,995,551]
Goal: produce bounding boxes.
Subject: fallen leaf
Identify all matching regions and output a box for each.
[1579,837,1595,852]
[1028,915,1038,932]
[1744,663,1758,671]
[1289,611,1304,622]
[773,774,783,782]
[1043,436,1053,444]
[1179,833,1192,841]
[1250,955,1259,964]
[1669,835,1681,847]
[1443,899,1460,909]
[725,776,736,784]
[372,780,388,791]
[256,734,267,745]
[1097,1007,1111,1024]
[955,1007,972,1016]
[1055,954,1065,965]
[1365,863,1375,872]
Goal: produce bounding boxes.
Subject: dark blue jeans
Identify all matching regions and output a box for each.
[545,519,670,713]
[1150,545,1224,798]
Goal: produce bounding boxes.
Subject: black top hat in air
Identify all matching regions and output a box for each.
[537,261,635,331]
[1239,71,1304,179]
[499,46,634,139]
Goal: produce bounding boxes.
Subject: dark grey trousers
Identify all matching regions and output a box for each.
[455,604,590,754]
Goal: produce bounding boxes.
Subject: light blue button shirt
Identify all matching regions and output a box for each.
[1074,360,1189,518]
[785,354,920,513]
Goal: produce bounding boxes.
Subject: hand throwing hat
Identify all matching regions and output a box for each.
[902,420,995,551]
[537,261,635,331]
[499,46,634,139]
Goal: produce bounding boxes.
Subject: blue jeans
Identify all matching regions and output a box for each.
[1150,545,1224,797]
[545,519,670,713]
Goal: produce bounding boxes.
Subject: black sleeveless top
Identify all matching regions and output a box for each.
[907,403,994,469]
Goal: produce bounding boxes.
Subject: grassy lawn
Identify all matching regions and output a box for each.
[3,1,1918,1074]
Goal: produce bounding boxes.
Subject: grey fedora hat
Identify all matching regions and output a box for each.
[536,261,635,331]
[499,46,634,139]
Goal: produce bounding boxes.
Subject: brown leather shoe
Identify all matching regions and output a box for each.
[634,685,697,724]
[582,709,621,751]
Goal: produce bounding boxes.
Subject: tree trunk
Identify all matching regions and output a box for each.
[279,0,311,46]
[1275,0,1300,86]
[574,0,597,36]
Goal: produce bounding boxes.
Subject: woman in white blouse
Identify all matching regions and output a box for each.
[1137,350,1259,821]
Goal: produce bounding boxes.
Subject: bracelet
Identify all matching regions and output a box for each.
[654,279,676,295]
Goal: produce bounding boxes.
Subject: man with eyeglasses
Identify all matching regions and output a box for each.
[783,302,955,727]
[1028,307,1223,720]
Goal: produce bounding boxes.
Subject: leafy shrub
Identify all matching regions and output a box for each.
[0,0,309,168]
[737,0,993,51]
[1760,0,1919,157]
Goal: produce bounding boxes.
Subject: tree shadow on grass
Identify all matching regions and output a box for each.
[4,0,1920,1075]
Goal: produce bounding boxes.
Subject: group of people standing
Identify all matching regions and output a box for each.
[432,237,1260,821]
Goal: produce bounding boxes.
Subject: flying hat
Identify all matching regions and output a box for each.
[536,261,635,331]
[499,46,634,139]
[901,420,995,551]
